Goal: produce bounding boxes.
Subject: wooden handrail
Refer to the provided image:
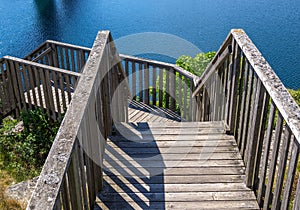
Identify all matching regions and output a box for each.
[192,29,300,209]
[120,54,198,82]
[4,56,81,77]
[27,31,129,209]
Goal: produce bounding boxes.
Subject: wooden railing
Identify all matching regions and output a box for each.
[193,29,300,209]
[27,31,129,209]
[120,54,199,121]
[24,40,91,73]
[0,57,81,120]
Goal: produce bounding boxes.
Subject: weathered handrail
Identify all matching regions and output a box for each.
[25,40,91,73]
[193,29,300,209]
[120,54,199,121]
[0,56,81,120]
[27,31,129,209]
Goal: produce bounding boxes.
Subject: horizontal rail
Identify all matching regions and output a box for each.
[25,40,91,73]
[192,29,300,209]
[120,54,198,82]
[0,56,81,120]
[27,31,129,209]
[120,54,199,121]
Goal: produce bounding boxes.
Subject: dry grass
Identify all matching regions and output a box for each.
[0,169,25,210]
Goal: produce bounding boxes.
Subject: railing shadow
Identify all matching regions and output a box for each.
[96,121,166,209]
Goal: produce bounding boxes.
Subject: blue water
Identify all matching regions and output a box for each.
[0,0,300,89]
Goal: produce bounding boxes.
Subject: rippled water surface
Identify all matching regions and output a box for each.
[0,0,299,88]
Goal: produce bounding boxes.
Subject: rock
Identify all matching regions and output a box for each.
[5,176,39,205]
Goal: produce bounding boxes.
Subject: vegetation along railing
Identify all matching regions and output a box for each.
[120,54,199,121]
[193,29,300,209]
[27,31,129,209]
[0,57,81,120]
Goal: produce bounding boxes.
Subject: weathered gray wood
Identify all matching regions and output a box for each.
[245,80,265,187]
[263,114,284,209]
[165,68,170,109]
[60,178,71,210]
[271,126,292,209]
[159,67,163,107]
[170,68,176,111]
[152,65,157,105]
[231,29,300,143]
[144,62,149,104]
[281,137,299,210]
[27,31,126,210]
[138,63,143,101]
[183,76,188,119]
[132,61,136,100]
[293,173,300,210]
[237,60,249,148]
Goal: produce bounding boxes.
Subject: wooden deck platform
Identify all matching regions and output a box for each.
[95,102,259,209]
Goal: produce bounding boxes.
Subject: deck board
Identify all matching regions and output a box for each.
[96,102,259,209]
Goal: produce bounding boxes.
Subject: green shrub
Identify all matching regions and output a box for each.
[0,109,61,182]
[176,51,216,76]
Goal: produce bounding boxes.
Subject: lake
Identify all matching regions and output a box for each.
[0,0,299,89]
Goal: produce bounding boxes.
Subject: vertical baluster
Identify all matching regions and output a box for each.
[183,76,188,120]
[144,62,149,104]
[257,102,276,206]
[178,73,182,115]
[170,68,176,111]
[52,71,61,116]
[228,42,241,133]
[132,61,136,100]
[245,80,265,187]
[159,68,163,107]
[263,113,284,209]
[152,64,157,106]
[71,49,76,72]
[271,126,292,209]
[281,137,299,210]
[27,65,38,108]
[241,68,255,158]
[33,66,44,111]
[138,63,143,102]
[60,177,71,210]
[20,64,32,110]
[165,68,170,109]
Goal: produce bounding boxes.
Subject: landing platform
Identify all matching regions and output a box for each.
[96,103,259,209]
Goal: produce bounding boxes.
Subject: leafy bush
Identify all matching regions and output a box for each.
[176,51,216,76]
[0,109,61,181]
[288,88,300,107]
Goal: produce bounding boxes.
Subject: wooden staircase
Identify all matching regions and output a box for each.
[95,105,259,209]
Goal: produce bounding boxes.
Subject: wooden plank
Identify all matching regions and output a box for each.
[70,49,76,72]
[39,67,51,116]
[132,61,136,100]
[228,41,241,133]
[99,191,256,202]
[165,68,170,109]
[96,200,259,210]
[144,62,149,104]
[257,101,276,206]
[12,61,27,111]
[65,48,71,70]
[21,64,32,110]
[60,178,71,210]
[263,113,284,209]
[240,67,254,158]
[102,182,251,193]
[158,68,163,107]
[281,137,299,210]
[27,65,38,107]
[170,68,176,111]
[138,63,143,102]
[178,73,182,114]
[152,65,157,106]
[45,68,56,119]
[103,174,245,184]
[58,72,67,111]
[245,80,265,187]
[65,74,72,104]
[237,61,249,148]
[183,76,188,119]
[294,173,300,210]
[33,66,44,110]
[271,126,292,209]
